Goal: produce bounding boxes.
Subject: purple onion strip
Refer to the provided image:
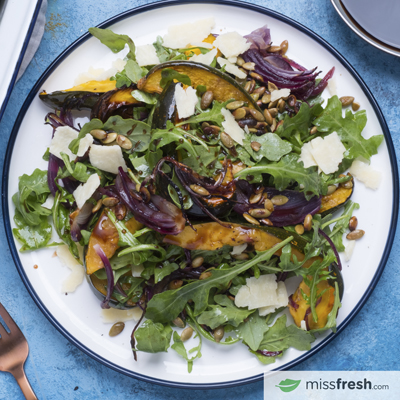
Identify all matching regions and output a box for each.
[93,244,114,309]
[318,228,342,271]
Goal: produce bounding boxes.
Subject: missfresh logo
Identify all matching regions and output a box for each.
[275,379,301,393]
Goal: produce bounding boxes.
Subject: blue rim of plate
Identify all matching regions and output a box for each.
[2,0,399,389]
[0,0,43,123]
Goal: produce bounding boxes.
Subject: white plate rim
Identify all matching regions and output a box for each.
[2,0,399,389]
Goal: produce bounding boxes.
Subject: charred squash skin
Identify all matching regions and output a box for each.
[319,179,354,217]
[138,61,262,111]
[39,79,117,110]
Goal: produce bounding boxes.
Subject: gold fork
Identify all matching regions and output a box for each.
[0,302,38,400]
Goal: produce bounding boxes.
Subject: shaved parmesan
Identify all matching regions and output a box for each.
[174,85,198,118]
[214,31,251,59]
[270,88,291,102]
[235,274,288,314]
[136,44,160,67]
[227,56,237,64]
[349,159,381,189]
[101,307,143,324]
[191,48,218,66]
[191,41,213,49]
[57,245,84,293]
[77,134,94,157]
[217,57,246,79]
[231,243,247,255]
[163,18,215,49]
[300,320,307,331]
[73,174,100,209]
[89,144,127,174]
[344,240,356,262]
[112,58,127,72]
[41,195,54,210]
[49,126,78,160]
[221,108,245,145]
[327,76,337,96]
[299,132,345,174]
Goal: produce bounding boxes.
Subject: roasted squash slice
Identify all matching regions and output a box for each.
[138,61,262,111]
[319,179,353,217]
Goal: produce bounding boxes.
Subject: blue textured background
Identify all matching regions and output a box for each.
[1,1,399,399]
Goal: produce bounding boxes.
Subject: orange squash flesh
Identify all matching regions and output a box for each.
[63,79,117,93]
[138,61,259,109]
[85,212,142,275]
[319,185,352,214]
[108,87,142,105]
[289,280,335,330]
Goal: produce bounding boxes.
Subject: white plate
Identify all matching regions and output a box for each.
[0,0,42,121]
[3,0,398,388]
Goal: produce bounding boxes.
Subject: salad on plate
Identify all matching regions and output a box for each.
[11,18,383,372]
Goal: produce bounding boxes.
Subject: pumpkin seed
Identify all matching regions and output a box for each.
[249,208,271,219]
[268,99,278,109]
[253,86,266,95]
[346,229,365,240]
[90,129,107,140]
[280,40,289,55]
[228,295,235,301]
[201,90,214,110]
[261,218,273,226]
[268,81,278,92]
[250,72,264,82]
[250,192,262,204]
[169,280,183,290]
[192,256,204,268]
[247,79,256,93]
[251,141,261,152]
[270,119,277,132]
[264,198,274,212]
[102,197,119,207]
[250,93,260,102]
[117,134,132,150]
[349,216,358,231]
[352,101,360,111]
[190,184,210,196]
[287,94,297,107]
[102,132,117,144]
[180,327,194,342]
[278,99,286,113]
[340,179,353,189]
[92,199,102,213]
[339,96,354,107]
[109,322,125,337]
[213,326,225,343]
[232,108,247,120]
[199,271,212,280]
[115,204,127,220]
[242,62,255,71]
[261,93,271,104]
[203,125,221,136]
[303,214,313,231]
[267,45,282,53]
[248,128,258,133]
[269,108,278,118]
[243,212,260,225]
[249,108,265,122]
[327,185,337,195]
[295,224,305,235]
[263,109,273,125]
[201,122,210,129]
[172,317,185,329]
[220,131,234,148]
[233,253,249,260]
[310,126,318,135]
[271,195,289,206]
[226,100,245,110]
[236,56,245,66]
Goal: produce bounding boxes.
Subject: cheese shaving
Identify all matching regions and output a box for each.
[191,48,218,66]
[214,31,251,58]
[73,174,101,209]
[49,126,78,160]
[89,144,128,174]
[77,134,94,157]
[349,159,381,190]
[136,44,160,67]
[217,57,246,79]
[221,108,245,145]
[174,85,198,118]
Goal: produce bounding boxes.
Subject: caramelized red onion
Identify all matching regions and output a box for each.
[93,244,114,309]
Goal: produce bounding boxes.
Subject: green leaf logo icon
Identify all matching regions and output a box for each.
[275,378,301,393]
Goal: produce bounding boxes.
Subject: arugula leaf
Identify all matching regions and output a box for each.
[131,89,158,105]
[160,69,191,88]
[134,320,172,353]
[129,155,151,179]
[59,153,89,183]
[89,27,136,60]
[277,102,323,140]
[250,350,281,365]
[175,100,228,127]
[154,261,179,283]
[167,169,193,210]
[13,209,53,252]
[145,237,292,323]
[242,133,292,162]
[313,96,383,160]
[235,154,323,199]
[171,330,202,373]
[197,295,254,329]
[235,310,269,351]
[153,36,171,62]
[258,315,314,352]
